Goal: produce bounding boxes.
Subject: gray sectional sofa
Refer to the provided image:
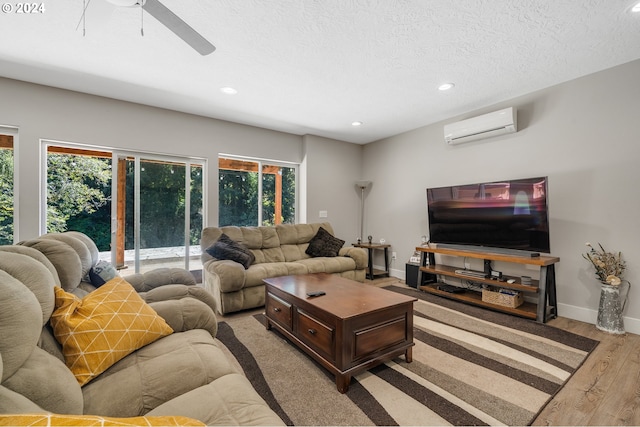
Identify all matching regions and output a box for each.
[200,222,367,315]
[0,232,283,425]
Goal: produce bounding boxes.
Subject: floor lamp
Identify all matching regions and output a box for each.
[355,180,371,243]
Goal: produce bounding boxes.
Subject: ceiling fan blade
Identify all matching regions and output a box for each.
[142,0,215,55]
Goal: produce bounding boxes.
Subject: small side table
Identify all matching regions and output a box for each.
[353,243,390,280]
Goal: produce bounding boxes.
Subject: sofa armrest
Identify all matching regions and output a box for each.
[203,260,247,293]
[125,268,196,292]
[141,284,218,314]
[338,246,368,270]
[148,298,218,338]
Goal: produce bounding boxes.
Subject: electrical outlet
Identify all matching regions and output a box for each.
[392,252,397,260]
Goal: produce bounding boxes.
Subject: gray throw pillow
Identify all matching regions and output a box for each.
[89,260,119,287]
[205,233,255,269]
[306,227,345,257]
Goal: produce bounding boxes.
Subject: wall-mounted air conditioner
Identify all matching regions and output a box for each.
[444,107,517,145]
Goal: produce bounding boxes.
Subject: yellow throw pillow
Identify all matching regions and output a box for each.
[0,414,204,426]
[50,277,173,386]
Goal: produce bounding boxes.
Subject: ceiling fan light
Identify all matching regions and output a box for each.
[438,82,455,91]
[106,0,143,7]
[220,87,238,95]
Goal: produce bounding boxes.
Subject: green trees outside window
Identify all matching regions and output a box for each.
[219,157,296,227]
[0,137,14,245]
[46,148,203,256]
[47,153,112,249]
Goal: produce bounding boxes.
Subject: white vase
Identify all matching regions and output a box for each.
[596,283,625,334]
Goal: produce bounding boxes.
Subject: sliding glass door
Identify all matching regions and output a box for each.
[43,141,205,275]
[111,152,205,274]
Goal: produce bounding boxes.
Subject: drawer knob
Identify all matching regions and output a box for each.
[308,328,317,335]
[273,307,281,313]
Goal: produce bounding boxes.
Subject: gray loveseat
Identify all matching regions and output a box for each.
[201,222,367,315]
[0,232,283,426]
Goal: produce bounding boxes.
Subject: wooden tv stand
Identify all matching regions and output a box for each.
[415,246,559,323]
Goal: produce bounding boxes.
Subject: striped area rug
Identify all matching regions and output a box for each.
[215,285,598,426]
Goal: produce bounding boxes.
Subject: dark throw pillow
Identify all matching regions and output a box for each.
[205,233,255,269]
[306,227,345,257]
[88,260,119,287]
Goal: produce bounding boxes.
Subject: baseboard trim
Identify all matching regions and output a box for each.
[390,267,404,280]
[558,303,640,335]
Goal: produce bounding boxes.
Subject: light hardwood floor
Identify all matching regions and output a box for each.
[382,278,640,426]
[533,316,640,426]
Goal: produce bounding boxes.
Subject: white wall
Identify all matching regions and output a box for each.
[363,59,640,333]
[0,77,362,242]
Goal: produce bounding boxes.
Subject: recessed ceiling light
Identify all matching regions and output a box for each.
[632,1,640,12]
[352,121,363,126]
[438,83,455,91]
[220,87,238,95]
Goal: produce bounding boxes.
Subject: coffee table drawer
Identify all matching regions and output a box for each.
[297,310,334,360]
[354,316,407,360]
[266,292,293,329]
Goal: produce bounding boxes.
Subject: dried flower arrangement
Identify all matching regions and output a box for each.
[583,242,626,286]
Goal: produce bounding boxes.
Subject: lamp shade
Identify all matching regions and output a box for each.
[355,180,372,189]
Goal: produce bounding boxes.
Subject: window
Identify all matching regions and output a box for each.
[44,142,205,274]
[219,156,297,227]
[0,130,15,244]
[46,146,112,249]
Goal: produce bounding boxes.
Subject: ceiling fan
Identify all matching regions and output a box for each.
[105,0,215,55]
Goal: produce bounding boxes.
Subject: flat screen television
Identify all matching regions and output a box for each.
[426,176,550,254]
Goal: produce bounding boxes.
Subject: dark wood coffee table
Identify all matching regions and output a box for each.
[263,273,416,393]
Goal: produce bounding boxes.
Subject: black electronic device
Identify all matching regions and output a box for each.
[426,176,551,254]
[437,284,466,294]
[306,291,326,297]
[406,263,434,288]
[490,270,503,280]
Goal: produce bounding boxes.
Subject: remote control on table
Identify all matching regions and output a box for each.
[306,291,326,297]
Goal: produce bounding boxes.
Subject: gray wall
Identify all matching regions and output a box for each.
[302,134,364,241]
[362,59,640,332]
[0,77,362,243]
[3,59,638,332]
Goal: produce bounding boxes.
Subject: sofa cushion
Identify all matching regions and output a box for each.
[205,234,255,269]
[82,329,237,417]
[244,262,306,287]
[18,239,83,292]
[296,256,357,274]
[145,373,286,426]
[0,251,56,326]
[50,277,174,386]
[39,233,95,281]
[3,347,84,415]
[306,227,345,257]
[276,223,319,244]
[0,414,204,426]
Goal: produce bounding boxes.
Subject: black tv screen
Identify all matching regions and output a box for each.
[426,176,550,254]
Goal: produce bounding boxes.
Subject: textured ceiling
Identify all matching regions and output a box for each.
[1,0,639,144]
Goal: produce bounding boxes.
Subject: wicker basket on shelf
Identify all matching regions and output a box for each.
[482,288,523,308]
